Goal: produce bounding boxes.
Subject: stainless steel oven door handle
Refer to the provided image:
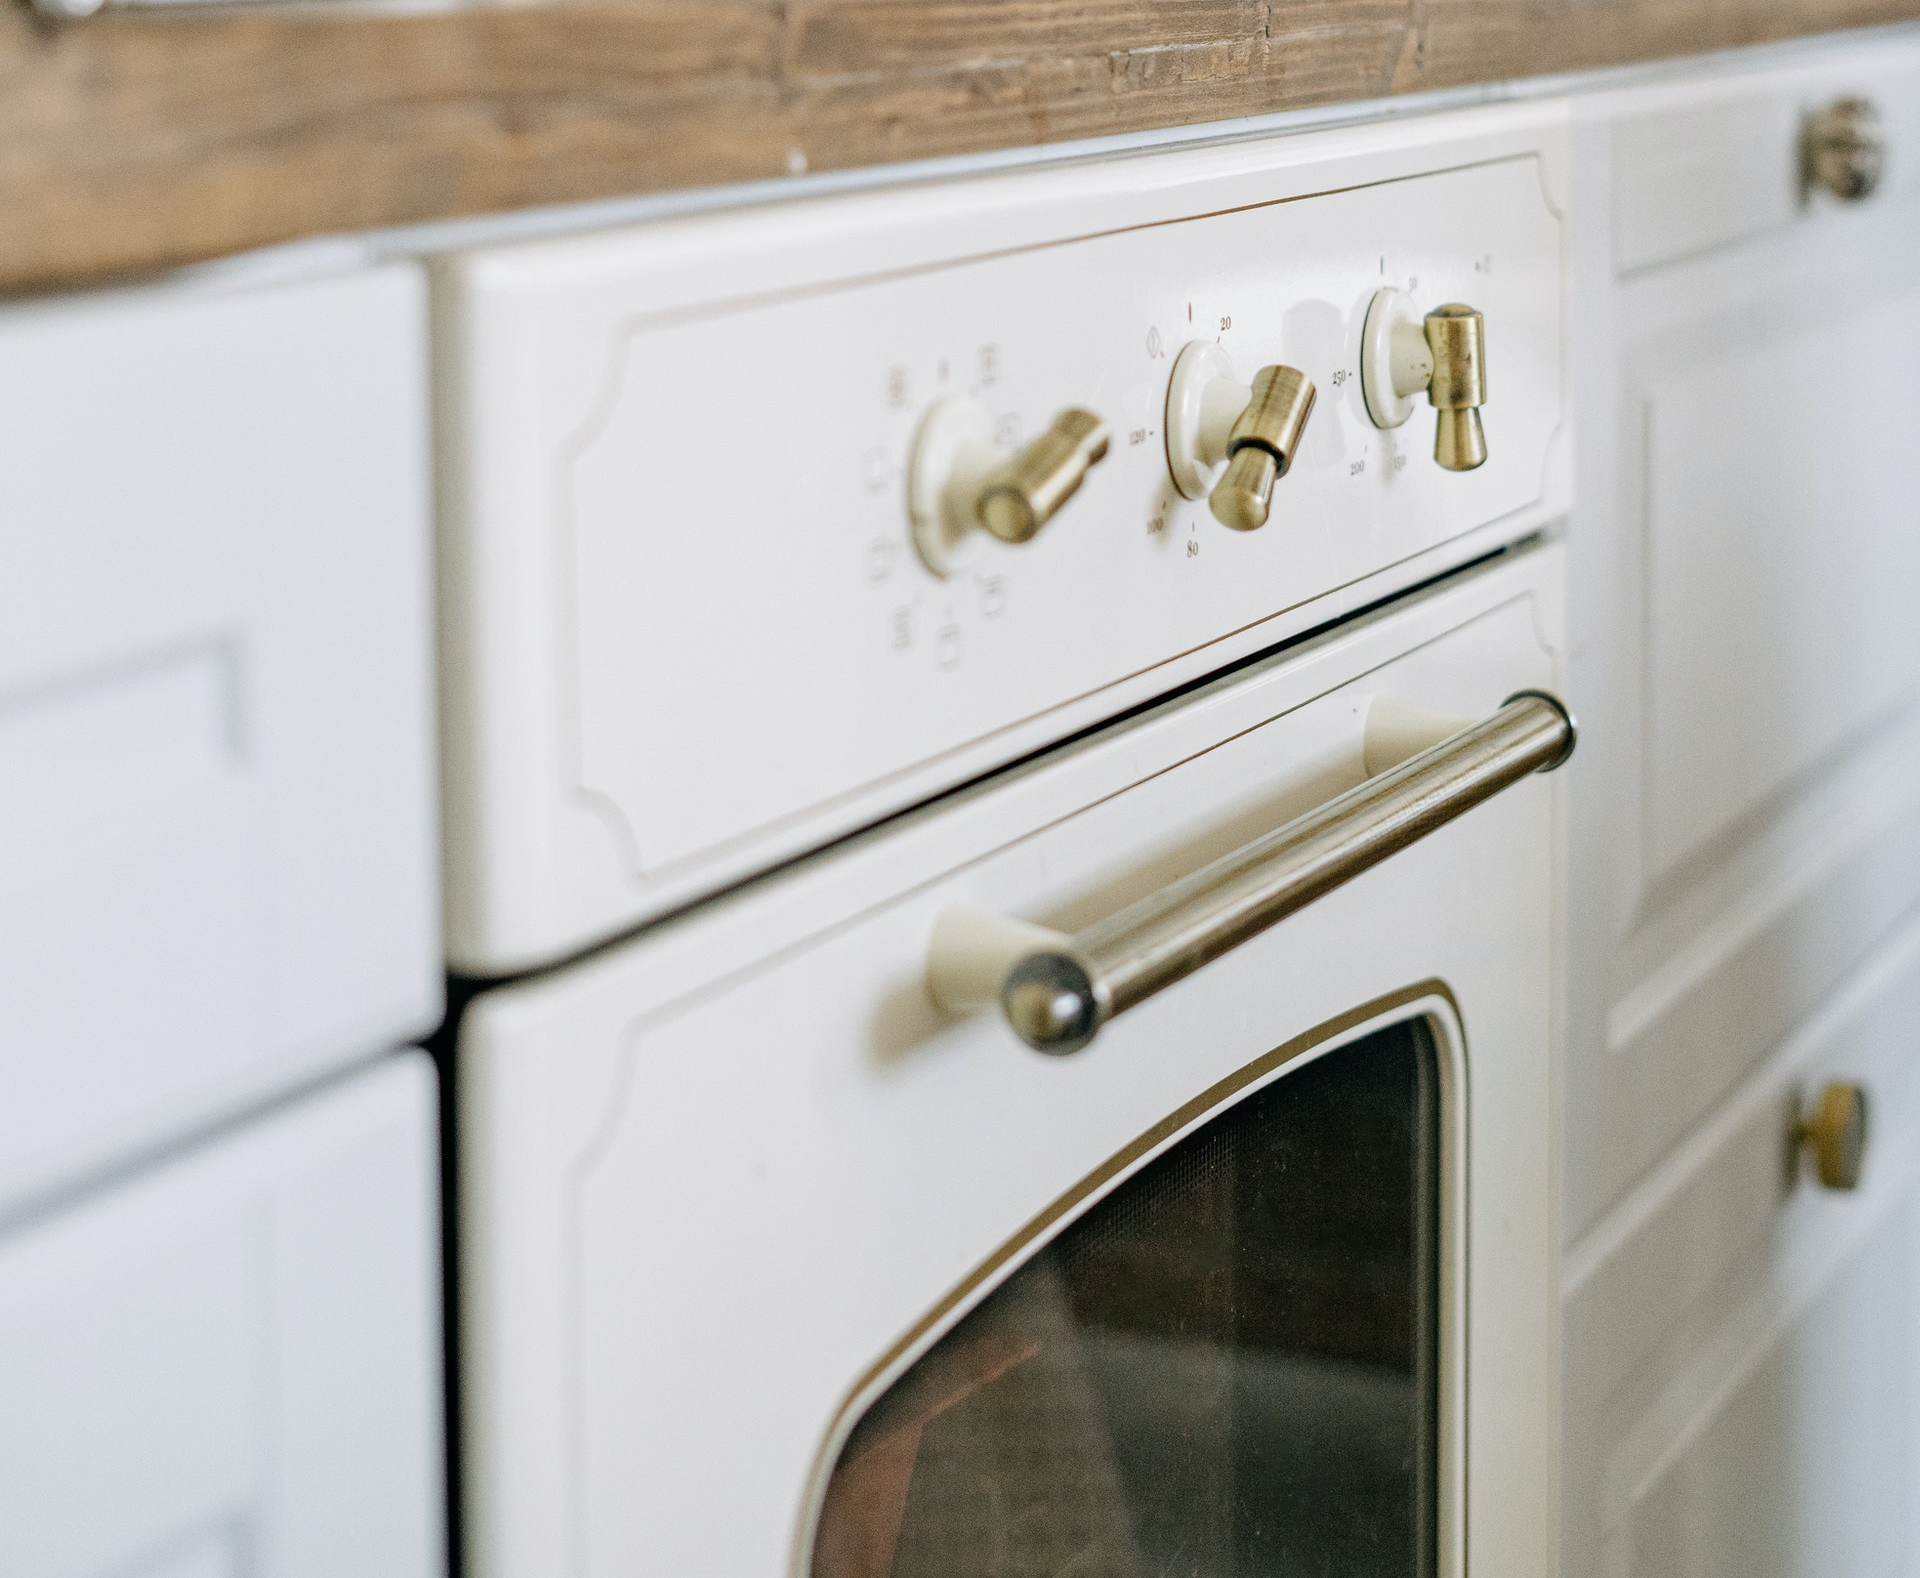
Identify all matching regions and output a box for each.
[926,690,1575,1054]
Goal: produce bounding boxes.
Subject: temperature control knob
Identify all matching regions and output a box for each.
[1360,289,1489,471]
[1164,343,1318,531]
[907,398,1110,577]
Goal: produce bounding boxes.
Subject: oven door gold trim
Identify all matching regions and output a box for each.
[792,974,1467,1577]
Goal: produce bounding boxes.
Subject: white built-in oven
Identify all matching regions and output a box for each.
[436,98,1573,1578]
[458,541,1569,1577]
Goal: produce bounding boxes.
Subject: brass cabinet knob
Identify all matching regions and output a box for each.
[1804,97,1886,203]
[1209,366,1317,531]
[1360,288,1489,471]
[907,398,1110,576]
[1792,1081,1870,1191]
[1163,342,1317,529]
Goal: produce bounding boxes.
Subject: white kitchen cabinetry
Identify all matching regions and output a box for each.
[1565,36,1920,1576]
[0,264,442,1217]
[0,1052,444,1578]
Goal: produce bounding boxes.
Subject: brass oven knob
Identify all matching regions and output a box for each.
[977,409,1111,544]
[1424,305,1487,472]
[1792,1081,1870,1190]
[1209,365,1317,531]
[1163,342,1317,529]
[1804,97,1886,203]
[907,398,1110,576]
[1360,289,1489,471]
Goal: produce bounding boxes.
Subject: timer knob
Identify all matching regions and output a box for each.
[908,398,1110,577]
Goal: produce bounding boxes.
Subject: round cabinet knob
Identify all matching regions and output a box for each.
[1163,343,1317,530]
[1360,289,1489,472]
[1804,97,1886,203]
[1792,1081,1870,1191]
[907,399,1110,576]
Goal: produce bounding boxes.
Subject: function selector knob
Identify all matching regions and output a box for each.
[907,398,1111,577]
[1163,343,1318,531]
[1360,289,1489,471]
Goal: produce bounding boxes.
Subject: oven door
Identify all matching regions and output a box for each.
[458,544,1565,1578]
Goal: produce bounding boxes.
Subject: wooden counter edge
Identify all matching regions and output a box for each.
[1,0,1917,294]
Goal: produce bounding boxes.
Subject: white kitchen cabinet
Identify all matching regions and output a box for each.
[0,1052,444,1578]
[1568,42,1920,1236]
[0,263,442,1216]
[1564,36,1920,1578]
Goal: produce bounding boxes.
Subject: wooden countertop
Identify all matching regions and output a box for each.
[5,0,1917,294]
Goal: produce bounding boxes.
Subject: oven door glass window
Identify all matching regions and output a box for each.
[811,1017,1443,1578]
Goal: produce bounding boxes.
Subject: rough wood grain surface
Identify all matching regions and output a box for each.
[2,0,1915,292]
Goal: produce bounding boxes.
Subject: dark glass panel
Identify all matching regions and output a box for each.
[813,1018,1441,1578]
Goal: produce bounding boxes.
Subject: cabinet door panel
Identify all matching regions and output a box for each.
[1644,290,1920,882]
[0,265,441,1213]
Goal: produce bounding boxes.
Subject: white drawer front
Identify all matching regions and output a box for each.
[1564,904,1920,1578]
[1611,54,1920,273]
[0,1054,443,1578]
[1622,1195,1920,1578]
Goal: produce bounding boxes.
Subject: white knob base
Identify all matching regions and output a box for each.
[1164,341,1252,500]
[1361,288,1434,429]
[907,398,1000,578]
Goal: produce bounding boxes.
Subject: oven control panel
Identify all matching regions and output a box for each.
[436,102,1570,971]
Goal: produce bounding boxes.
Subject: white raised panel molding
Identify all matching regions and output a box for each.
[1641,291,1920,884]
